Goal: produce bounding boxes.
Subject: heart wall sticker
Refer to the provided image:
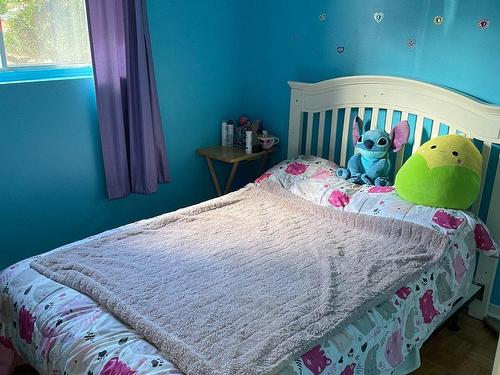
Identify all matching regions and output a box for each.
[337,46,345,54]
[434,16,444,26]
[374,12,384,23]
[478,18,489,29]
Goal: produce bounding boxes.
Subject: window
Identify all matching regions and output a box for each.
[0,0,92,82]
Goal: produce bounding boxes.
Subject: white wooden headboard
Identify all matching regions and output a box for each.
[287,75,500,318]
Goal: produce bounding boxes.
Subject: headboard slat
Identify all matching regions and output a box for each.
[430,119,441,139]
[393,111,409,175]
[287,88,303,157]
[305,112,314,155]
[317,111,326,157]
[358,107,366,124]
[472,141,492,215]
[340,108,352,167]
[385,109,394,134]
[370,108,379,130]
[328,109,339,161]
[486,157,500,231]
[412,116,425,154]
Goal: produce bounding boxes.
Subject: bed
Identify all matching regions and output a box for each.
[1,76,499,375]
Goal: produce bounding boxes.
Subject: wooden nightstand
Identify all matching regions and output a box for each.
[196,145,277,196]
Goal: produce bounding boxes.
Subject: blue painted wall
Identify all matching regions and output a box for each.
[0,0,243,269]
[239,0,500,154]
[238,0,500,303]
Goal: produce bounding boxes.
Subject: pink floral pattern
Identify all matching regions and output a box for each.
[453,255,467,284]
[340,363,356,375]
[255,172,272,184]
[474,224,496,251]
[285,162,308,175]
[419,290,439,324]
[328,190,350,208]
[368,186,394,193]
[39,326,61,359]
[395,287,412,300]
[311,169,333,180]
[19,306,35,344]
[0,336,13,349]
[385,329,403,367]
[301,345,332,375]
[100,357,137,375]
[432,210,464,230]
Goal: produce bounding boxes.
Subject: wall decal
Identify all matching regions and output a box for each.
[433,16,444,26]
[337,46,345,54]
[406,39,416,49]
[373,12,384,23]
[319,13,327,21]
[478,18,489,29]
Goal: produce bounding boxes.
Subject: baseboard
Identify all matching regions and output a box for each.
[488,303,500,320]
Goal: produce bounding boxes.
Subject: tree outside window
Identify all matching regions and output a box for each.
[0,0,91,68]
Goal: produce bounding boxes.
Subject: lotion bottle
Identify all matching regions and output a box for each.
[227,120,234,147]
[245,131,252,154]
[221,121,228,147]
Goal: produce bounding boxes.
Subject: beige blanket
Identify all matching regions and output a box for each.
[31,183,450,375]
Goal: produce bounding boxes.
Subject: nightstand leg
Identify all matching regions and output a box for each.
[205,157,222,196]
[224,161,239,195]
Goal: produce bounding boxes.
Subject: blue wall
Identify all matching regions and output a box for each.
[238,0,500,303]
[239,0,500,153]
[0,0,243,269]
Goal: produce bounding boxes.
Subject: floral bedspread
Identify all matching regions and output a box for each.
[1,155,497,375]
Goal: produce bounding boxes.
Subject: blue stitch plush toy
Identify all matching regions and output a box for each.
[336,117,410,186]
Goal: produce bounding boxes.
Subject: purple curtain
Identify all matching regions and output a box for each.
[86,0,170,200]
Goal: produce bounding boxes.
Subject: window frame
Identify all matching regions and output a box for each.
[0,10,92,83]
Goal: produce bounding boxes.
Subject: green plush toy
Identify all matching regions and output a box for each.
[395,135,482,209]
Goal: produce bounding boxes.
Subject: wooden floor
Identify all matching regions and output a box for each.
[412,311,497,375]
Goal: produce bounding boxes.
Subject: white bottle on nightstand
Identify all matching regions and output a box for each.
[245,131,252,154]
[227,121,234,147]
[221,121,228,147]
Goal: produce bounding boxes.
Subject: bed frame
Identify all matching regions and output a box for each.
[287,75,500,320]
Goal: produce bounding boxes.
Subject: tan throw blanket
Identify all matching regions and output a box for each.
[31,183,450,375]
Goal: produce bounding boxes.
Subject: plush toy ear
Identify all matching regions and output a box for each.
[390,120,410,152]
[352,116,363,146]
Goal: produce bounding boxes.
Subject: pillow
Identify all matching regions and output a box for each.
[255,154,497,256]
[395,135,482,210]
[255,155,361,208]
[256,155,339,190]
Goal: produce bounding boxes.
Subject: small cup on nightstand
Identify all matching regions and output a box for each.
[258,135,279,150]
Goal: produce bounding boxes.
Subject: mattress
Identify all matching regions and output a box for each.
[1,156,494,375]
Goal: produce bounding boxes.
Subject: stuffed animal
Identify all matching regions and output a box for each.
[395,135,482,209]
[336,117,410,186]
